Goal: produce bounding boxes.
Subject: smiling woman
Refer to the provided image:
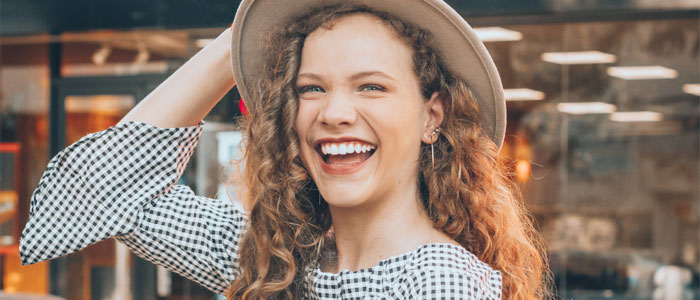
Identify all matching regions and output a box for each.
[230,3,550,299]
[19,1,550,300]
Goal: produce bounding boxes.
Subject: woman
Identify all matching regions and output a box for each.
[20,1,550,299]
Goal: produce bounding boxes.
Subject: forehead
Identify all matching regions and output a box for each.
[298,14,414,77]
[313,13,398,40]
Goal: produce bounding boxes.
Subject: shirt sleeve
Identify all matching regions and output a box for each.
[19,120,246,294]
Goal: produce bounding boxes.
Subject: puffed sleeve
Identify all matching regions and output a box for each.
[19,121,246,294]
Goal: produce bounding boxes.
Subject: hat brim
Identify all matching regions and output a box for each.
[231,0,506,149]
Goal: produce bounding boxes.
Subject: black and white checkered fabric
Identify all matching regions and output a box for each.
[19,121,502,299]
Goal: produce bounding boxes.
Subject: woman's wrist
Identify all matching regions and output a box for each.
[206,27,235,86]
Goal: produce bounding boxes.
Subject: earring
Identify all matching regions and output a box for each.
[430,127,440,169]
[431,143,435,169]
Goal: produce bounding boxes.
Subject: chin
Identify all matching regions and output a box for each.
[318,181,373,209]
[305,147,382,209]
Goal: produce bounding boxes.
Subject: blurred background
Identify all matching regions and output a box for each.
[0,0,698,299]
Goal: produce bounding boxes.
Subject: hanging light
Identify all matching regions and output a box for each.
[557,102,617,115]
[504,88,545,101]
[515,160,531,183]
[682,84,700,96]
[473,27,523,42]
[541,51,617,65]
[134,42,150,64]
[607,66,678,80]
[609,111,663,122]
[92,45,111,65]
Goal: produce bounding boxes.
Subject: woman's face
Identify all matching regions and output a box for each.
[295,14,441,209]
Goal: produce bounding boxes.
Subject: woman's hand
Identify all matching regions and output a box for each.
[118,27,236,128]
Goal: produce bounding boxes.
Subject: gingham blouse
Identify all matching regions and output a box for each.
[19,121,502,299]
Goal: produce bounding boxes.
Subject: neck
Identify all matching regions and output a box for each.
[325,186,454,273]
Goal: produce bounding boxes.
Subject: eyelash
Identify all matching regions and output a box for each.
[297,84,386,94]
[360,84,385,92]
[297,85,324,94]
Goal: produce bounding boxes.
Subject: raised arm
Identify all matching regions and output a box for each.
[118,27,235,128]
[20,28,246,294]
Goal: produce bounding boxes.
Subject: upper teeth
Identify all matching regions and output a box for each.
[321,142,375,155]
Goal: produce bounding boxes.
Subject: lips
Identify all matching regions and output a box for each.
[314,138,377,175]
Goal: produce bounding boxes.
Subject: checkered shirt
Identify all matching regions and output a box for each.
[19,121,502,299]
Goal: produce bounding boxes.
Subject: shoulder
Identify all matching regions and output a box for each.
[402,244,502,299]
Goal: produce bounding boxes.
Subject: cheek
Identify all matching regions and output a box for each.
[366,100,426,138]
[295,102,318,162]
[295,102,314,140]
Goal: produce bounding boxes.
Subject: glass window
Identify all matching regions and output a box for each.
[491,17,699,298]
[0,46,51,294]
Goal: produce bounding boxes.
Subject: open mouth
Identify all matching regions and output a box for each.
[316,141,377,167]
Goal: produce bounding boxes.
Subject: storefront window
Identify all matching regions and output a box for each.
[0,46,51,294]
[492,17,699,298]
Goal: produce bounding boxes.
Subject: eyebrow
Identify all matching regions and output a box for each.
[350,71,396,82]
[296,71,396,82]
[297,73,323,81]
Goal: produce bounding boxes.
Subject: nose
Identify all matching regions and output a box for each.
[318,91,357,128]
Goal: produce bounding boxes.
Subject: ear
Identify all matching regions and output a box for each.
[421,92,445,144]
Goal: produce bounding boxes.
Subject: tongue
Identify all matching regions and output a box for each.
[327,152,371,166]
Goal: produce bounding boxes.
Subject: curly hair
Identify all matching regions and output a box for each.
[226,4,552,299]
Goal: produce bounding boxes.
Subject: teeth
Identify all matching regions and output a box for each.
[330,144,339,155]
[320,142,375,155]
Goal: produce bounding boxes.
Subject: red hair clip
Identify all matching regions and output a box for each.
[238,97,249,116]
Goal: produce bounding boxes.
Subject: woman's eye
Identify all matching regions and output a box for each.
[298,85,324,94]
[360,84,385,92]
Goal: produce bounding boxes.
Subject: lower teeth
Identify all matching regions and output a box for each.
[324,151,373,165]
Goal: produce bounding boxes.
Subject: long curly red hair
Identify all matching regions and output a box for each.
[226,4,552,299]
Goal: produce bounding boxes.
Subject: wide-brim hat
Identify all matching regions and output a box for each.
[230,0,506,149]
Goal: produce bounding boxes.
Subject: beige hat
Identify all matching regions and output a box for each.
[230,0,506,149]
